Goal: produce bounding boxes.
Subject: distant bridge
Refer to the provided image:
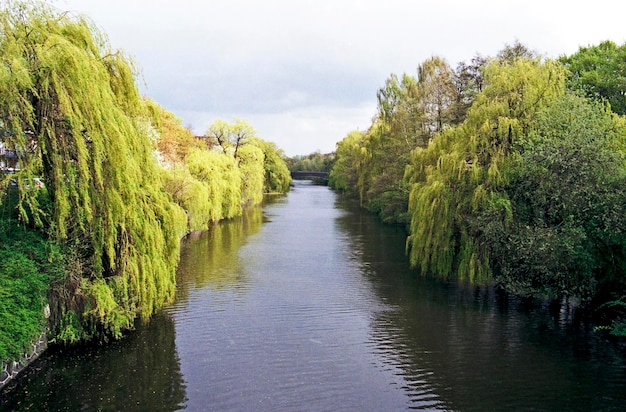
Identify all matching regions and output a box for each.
[291,171,329,179]
[290,171,329,184]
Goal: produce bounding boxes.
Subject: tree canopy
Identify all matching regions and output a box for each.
[406,58,566,282]
[0,2,188,339]
[561,40,626,115]
[0,3,291,347]
[331,41,626,335]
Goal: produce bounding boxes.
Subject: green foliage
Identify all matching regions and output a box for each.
[0,251,46,360]
[289,151,335,173]
[406,58,566,282]
[186,149,243,222]
[252,139,292,193]
[332,41,626,334]
[162,166,213,231]
[0,2,184,340]
[329,130,366,195]
[0,221,63,360]
[205,118,255,158]
[561,40,626,115]
[161,138,290,231]
[55,310,87,344]
[151,110,290,230]
[331,56,471,225]
[486,93,626,302]
[238,144,266,206]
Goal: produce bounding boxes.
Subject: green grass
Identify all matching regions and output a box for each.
[0,220,63,360]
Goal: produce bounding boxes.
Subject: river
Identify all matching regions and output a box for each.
[1,180,625,411]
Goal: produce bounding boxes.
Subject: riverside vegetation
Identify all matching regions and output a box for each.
[2,1,626,367]
[0,2,291,361]
[330,42,626,336]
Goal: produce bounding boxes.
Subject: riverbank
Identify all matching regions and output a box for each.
[0,333,46,390]
[0,304,49,391]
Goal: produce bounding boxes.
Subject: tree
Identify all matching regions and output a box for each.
[0,2,186,340]
[497,39,536,63]
[329,130,366,194]
[417,56,459,134]
[405,58,566,282]
[206,118,256,159]
[485,93,626,303]
[453,54,488,122]
[186,149,242,221]
[252,139,292,193]
[237,143,265,206]
[561,40,626,115]
[146,100,204,165]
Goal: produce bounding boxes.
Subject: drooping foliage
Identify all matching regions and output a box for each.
[405,58,566,282]
[331,41,626,335]
[156,116,291,231]
[0,2,187,340]
[238,143,266,206]
[186,148,243,222]
[252,139,292,193]
[330,56,477,225]
[161,165,213,230]
[329,130,367,194]
[484,93,626,302]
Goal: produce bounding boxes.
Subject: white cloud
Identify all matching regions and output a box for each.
[54,0,626,156]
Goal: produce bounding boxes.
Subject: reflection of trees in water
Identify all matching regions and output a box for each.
[334,201,626,411]
[175,205,264,303]
[0,312,186,412]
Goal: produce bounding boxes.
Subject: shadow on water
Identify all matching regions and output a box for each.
[334,195,626,411]
[0,312,186,412]
[0,201,274,412]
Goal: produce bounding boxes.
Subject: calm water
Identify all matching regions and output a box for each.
[2,181,625,411]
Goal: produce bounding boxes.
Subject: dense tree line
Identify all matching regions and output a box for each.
[288,151,335,173]
[0,1,290,359]
[330,42,626,335]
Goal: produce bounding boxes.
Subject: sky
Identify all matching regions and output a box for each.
[53,0,626,156]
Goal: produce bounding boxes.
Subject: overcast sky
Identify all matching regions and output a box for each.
[54,0,626,156]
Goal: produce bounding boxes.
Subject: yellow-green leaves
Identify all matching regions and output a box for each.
[406,58,566,282]
[0,2,181,339]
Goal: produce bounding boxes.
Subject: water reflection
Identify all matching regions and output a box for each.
[174,205,265,303]
[2,183,625,411]
[0,312,186,412]
[335,196,626,411]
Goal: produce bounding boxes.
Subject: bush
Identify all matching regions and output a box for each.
[0,222,63,360]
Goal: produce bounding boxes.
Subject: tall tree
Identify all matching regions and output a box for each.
[146,100,204,165]
[417,56,459,134]
[406,58,565,282]
[561,40,626,115]
[206,118,256,159]
[484,93,626,303]
[251,139,292,193]
[453,54,488,123]
[0,2,186,340]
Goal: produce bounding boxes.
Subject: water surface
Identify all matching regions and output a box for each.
[2,181,625,411]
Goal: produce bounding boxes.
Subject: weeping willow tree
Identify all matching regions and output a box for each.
[0,2,186,340]
[238,143,265,206]
[186,148,243,222]
[405,58,566,283]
